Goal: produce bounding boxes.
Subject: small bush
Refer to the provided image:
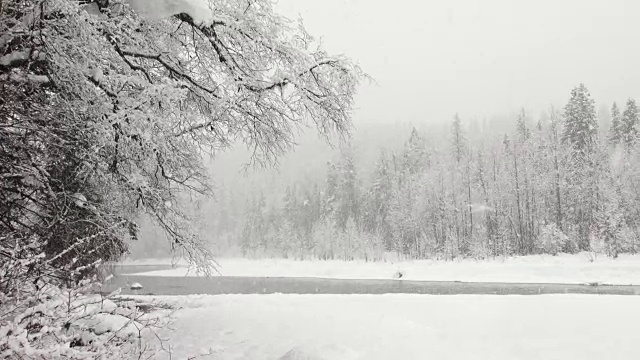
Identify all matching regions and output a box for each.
[537,223,572,255]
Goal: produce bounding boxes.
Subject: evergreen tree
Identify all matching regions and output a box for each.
[562,85,601,249]
[451,114,467,164]
[609,102,622,145]
[403,127,428,174]
[516,108,531,142]
[503,134,511,152]
[620,99,639,147]
[563,84,598,154]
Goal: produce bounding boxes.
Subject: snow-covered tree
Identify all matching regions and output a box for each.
[1,1,362,355]
[363,150,393,244]
[537,223,573,255]
[402,127,429,175]
[1,0,362,269]
[609,102,622,145]
[620,98,639,148]
[311,216,338,260]
[563,84,598,154]
[334,145,360,229]
[516,108,531,142]
[451,114,467,164]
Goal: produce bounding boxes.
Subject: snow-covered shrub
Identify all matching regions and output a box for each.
[0,233,172,359]
[362,230,386,262]
[343,217,362,261]
[618,227,638,254]
[467,232,492,260]
[588,230,606,261]
[469,239,490,260]
[442,229,461,261]
[591,199,627,258]
[276,220,298,259]
[589,226,633,259]
[3,284,127,358]
[0,281,171,359]
[537,223,572,255]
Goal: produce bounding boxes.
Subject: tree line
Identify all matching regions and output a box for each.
[234,84,640,260]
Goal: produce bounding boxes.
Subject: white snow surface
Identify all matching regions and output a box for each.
[127,253,640,285]
[77,313,141,336]
[141,293,640,360]
[117,257,188,266]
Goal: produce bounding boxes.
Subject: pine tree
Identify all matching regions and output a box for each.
[516,108,531,142]
[620,99,639,148]
[563,84,598,154]
[503,134,511,152]
[562,85,601,250]
[609,102,622,145]
[334,145,360,229]
[404,127,428,174]
[451,114,467,164]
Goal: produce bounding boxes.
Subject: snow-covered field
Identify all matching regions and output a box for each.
[143,294,640,360]
[123,255,640,358]
[125,253,640,285]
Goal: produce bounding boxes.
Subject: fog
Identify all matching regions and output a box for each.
[277,0,640,124]
[127,0,640,261]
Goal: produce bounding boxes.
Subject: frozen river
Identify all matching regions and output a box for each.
[105,265,640,296]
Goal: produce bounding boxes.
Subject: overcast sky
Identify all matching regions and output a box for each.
[276,0,640,125]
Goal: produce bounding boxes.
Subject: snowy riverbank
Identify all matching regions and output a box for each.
[122,253,640,285]
[138,293,640,360]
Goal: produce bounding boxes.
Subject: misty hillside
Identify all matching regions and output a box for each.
[130,93,639,261]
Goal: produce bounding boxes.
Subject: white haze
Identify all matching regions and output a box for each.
[276,0,640,124]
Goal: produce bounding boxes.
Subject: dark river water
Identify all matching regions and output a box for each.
[104,265,640,296]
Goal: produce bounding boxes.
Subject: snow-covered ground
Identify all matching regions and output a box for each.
[142,294,640,360]
[116,257,189,266]
[125,253,640,285]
